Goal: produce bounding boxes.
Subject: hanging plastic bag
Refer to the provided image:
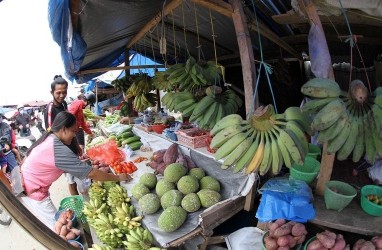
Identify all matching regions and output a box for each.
[256,177,315,223]
[87,140,125,165]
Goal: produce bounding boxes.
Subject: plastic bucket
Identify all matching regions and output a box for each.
[290,156,320,184]
[307,144,321,159]
[324,181,357,212]
[360,185,382,216]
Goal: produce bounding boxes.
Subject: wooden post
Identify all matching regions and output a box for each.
[229,0,258,117]
[298,0,335,195]
[229,0,258,211]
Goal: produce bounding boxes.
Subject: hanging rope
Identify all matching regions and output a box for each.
[194,3,202,61]
[160,0,167,55]
[156,25,167,66]
[171,11,178,64]
[149,30,157,70]
[181,2,190,57]
[250,0,278,115]
[338,0,372,93]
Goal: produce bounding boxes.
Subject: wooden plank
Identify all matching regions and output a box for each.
[229,0,258,115]
[191,0,233,17]
[297,0,336,196]
[126,0,182,48]
[167,227,203,247]
[272,9,382,27]
[243,185,256,211]
[311,195,382,236]
[77,64,166,76]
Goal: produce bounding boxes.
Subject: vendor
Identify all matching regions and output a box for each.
[19,111,132,229]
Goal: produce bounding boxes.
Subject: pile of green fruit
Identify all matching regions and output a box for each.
[132,165,222,233]
[83,181,160,250]
[367,194,382,205]
[109,126,143,150]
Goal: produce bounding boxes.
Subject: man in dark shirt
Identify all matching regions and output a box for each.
[14,105,31,137]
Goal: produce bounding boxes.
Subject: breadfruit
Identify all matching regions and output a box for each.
[138,193,161,215]
[200,176,221,192]
[177,175,199,195]
[131,183,150,200]
[181,193,201,212]
[158,206,187,232]
[155,179,175,197]
[197,189,221,208]
[139,173,157,189]
[160,190,183,209]
[188,168,205,180]
[163,163,187,183]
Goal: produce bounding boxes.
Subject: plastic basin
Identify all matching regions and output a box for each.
[151,124,167,134]
[360,185,382,216]
[307,144,321,159]
[324,181,357,212]
[290,156,320,184]
[262,231,302,250]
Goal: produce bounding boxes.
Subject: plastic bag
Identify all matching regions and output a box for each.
[87,140,125,165]
[368,159,382,185]
[256,177,315,223]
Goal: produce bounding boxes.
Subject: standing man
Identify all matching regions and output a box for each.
[43,75,81,196]
[68,92,96,151]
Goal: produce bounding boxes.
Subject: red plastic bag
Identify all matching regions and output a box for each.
[87,140,125,165]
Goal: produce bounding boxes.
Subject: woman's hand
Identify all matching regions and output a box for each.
[118,173,132,182]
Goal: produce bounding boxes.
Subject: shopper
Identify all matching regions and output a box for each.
[19,111,132,229]
[14,105,31,137]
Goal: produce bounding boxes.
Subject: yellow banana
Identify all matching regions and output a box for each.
[246,132,265,174]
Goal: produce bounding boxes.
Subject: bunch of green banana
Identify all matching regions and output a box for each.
[210,105,311,176]
[107,185,131,211]
[189,89,242,129]
[151,71,175,92]
[133,93,158,112]
[111,76,132,93]
[301,78,382,163]
[88,181,108,202]
[83,198,108,223]
[89,244,114,250]
[122,226,160,250]
[126,73,152,98]
[113,202,143,232]
[92,213,125,248]
[104,113,122,125]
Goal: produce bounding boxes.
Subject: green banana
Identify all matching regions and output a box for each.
[210,114,244,136]
[259,132,272,176]
[210,123,251,149]
[222,133,254,167]
[284,106,313,135]
[364,111,377,164]
[285,120,309,157]
[327,117,352,154]
[311,98,345,131]
[232,132,260,173]
[316,112,349,143]
[301,78,341,98]
[301,97,337,114]
[336,112,358,161]
[214,130,251,160]
[275,126,303,165]
[352,108,365,162]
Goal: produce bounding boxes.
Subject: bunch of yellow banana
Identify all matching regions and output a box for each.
[165,56,223,91]
[210,105,311,175]
[122,226,160,250]
[126,73,152,98]
[88,181,108,202]
[133,93,158,112]
[107,185,131,210]
[113,202,143,232]
[301,78,382,163]
[92,213,125,248]
[83,198,108,224]
[151,71,174,92]
[188,89,242,129]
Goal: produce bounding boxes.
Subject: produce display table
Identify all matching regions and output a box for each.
[96,122,258,248]
[310,195,382,236]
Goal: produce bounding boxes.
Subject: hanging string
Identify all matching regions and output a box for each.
[194,3,202,61]
[250,0,278,115]
[338,0,372,92]
[149,30,157,70]
[181,2,190,57]
[143,35,149,76]
[208,9,218,66]
[156,24,167,66]
[171,11,178,64]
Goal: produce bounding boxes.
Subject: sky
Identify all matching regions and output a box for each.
[0,0,69,106]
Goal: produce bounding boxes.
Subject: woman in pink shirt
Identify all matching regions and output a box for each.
[19,111,132,229]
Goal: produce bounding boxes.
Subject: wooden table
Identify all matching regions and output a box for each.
[310,195,382,236]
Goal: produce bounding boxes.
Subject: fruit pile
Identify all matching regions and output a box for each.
[132,165,222,233]
[83,181,159,249]
[264,219,307,249]
[366,194,382,205]
[210,105,311,176]
[301,78,382,163]
[109,126,143,150]
[306,230,347,250]
[110,160,137,174]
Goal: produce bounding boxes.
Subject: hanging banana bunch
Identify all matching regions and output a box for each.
[210,104,311,175]
[133,92,158,112]
[151,70,176,92]
[111,76,132,93]
[125,73,152,98]
[301,78,382,164]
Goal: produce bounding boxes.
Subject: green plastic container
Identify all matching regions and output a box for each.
[304,236,316,250]
[290,156,320,184]
[307,143,321,159]
[324,181,357,212]
[360,185,382,216]
[59,195,86,224]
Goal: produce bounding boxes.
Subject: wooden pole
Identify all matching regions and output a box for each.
[298,0,335,195]
[229,0,258,211]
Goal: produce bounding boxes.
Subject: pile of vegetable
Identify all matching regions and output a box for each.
[353,236,382,250]
[264,219,307,250]
[54,209,81,241]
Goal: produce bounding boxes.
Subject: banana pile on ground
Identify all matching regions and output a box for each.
[132,166,222,233]
[164,56,223,91]
[109,126,143,150]
[301,78,382,163]
[161,87,242,129]
[210,105,312,176]
[83,181,159,249]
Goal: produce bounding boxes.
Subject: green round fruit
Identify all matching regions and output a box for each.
[188,168,206,180]
[160,190,183,209]
[197,189,221,208]
[158,206,187,232]
[131,183,150,200]
[138,193,161,215]
[163,163,187,183]
[139,173,157,189]
[155,179,176,197]
[181,193,201,212]
[200,176,221,192]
